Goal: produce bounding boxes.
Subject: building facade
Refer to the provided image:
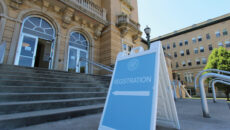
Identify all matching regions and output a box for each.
[0,0,142,74]
[151,13,230,97]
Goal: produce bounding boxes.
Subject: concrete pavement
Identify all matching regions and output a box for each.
[14,99,230,130]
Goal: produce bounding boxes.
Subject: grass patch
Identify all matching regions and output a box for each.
[185,97,228,101]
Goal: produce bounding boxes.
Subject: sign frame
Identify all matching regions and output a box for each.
[99,43,162,130]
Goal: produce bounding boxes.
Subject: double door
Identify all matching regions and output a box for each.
[15,34,54,69]
[68,46,88,73]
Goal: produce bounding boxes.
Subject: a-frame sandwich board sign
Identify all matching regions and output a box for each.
[99,41,180,130]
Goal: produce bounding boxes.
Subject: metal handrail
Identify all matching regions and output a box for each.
[194,69,230,88]
[198,73,230,118]
[0,41,6,64]
[79,57,113,72]
[210,79,230,103]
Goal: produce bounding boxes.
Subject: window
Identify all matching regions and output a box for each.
[188,60,192,66]
[174,52,177,58]
[196,58,200,65]
[218,42,223,47]
[223,29,228,36]
[179,41,183,46]
[122,44,132,53]
[184,40,188,45]
[194,48,198,54]
[192,37,196,43]
[198,36,202,42]
[128,46,132,52]
[180,50,184,56]
[206,33,211,40]
[163,45,166,50]
[184,72,194,83]
[176,62,179,68]
[200,46,204,52]
[208,44,213,51]
[173,42,176,48]
[182,61,186,67]
[225,41,230,48]
[202,58,207,64]
[177,74,181,80]
[186,49,190,55]
[167,43,170,49]
[168,53,172,57]
[216,31,221,38]
[122,44,127,51]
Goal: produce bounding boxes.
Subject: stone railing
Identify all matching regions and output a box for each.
[117,14,140,31]
[69,0,106,21]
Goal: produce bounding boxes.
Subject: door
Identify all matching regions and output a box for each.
[67,46,88,73]
[68,47,78,72]
[16,34,38,67]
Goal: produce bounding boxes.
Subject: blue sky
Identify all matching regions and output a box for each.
[138,0,230,39]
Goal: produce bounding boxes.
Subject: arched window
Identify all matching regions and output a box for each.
[15,16,56,68]
[22,17,55,40]
[68,32,89,73]
[69,32,88,50]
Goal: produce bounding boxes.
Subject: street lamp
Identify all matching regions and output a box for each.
[144,26,151,49]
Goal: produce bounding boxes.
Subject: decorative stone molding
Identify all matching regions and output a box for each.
[132,32,142,43]
[54,5,61,13]
[120,0,133,11]
[42,0,50,8]
[120,26,129,38]
[10,0,23,9]
[62,7,74,24]
[94,25,104,40]
[116,13,141,38]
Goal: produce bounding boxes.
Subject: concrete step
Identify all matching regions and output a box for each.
[0,80,109,88]
[0,97,106,115]
[0,86,108,93]
[0,70,111,82]
[0,75,110,84]
[0,71,111,81]
[0,64,111,80]
[0,92,107,102]
[0,104,104,130]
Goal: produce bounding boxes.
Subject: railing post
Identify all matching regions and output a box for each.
[211,80,217,103]
[212,80,230,103]
[199,73,230,118]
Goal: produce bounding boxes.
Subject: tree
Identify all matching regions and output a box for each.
[204,47,230,101]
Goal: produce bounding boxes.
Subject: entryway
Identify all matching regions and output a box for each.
[67,46,88,73]
[14,16,56,69]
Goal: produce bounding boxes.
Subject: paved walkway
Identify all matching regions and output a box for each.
[14,99,230,130]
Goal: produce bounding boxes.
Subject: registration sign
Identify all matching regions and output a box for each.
[99,42,180,130]
[99,45,160,130]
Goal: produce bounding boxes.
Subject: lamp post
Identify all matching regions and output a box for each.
[144,26,151,49]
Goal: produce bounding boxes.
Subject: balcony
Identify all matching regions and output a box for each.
[60,0,107,24]
[116,14,141,37]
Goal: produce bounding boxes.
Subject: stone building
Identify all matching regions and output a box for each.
[0,0,142,74]
[151,13,230,97]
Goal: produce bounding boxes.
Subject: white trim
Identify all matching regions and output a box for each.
[67,46,88,73]
[15,33,38,67]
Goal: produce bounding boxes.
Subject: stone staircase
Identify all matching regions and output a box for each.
[0,64,111,130]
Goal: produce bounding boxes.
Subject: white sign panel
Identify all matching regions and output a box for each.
[99,41,180,130]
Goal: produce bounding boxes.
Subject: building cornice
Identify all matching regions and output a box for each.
[151,13,230,42]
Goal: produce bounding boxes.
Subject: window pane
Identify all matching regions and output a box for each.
[20,36,36,57]
[68,48,77,71]
[19,56,33,67]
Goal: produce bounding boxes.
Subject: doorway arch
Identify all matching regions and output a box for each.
[67,32,89,73]
[14,16,56,68]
